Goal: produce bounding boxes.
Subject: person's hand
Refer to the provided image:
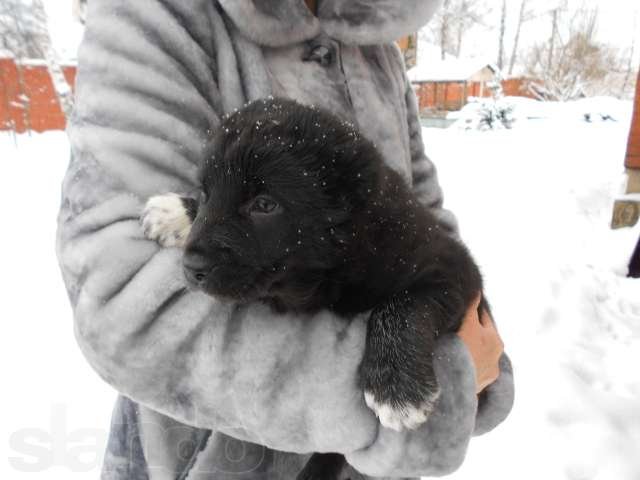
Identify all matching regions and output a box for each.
[457,293,504,394]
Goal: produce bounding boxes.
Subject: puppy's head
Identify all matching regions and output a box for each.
[183,97,381,307]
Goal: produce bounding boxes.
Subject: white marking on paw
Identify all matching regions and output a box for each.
[364,388,440,432]
[141,194,192,248]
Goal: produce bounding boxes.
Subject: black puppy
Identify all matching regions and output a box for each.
[141,97,486,479]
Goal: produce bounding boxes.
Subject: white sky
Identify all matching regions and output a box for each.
[42,0,639,66]
[41,0,83,59]
[592,0,639,47]
[427,0,640,65]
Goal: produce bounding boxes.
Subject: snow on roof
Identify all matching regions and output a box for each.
[0,56,77,67]
[408,58,498,83]
[18,58,77,67]
[408,40,499,83]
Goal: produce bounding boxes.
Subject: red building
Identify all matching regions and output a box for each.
[0,57,76,133]
[408,58,534,112]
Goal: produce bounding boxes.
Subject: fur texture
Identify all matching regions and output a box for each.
[219,0,442,46]
[142,98,487,479]
[60,1,514,477]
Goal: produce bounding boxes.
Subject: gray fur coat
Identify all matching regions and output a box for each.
[56,1,514,478]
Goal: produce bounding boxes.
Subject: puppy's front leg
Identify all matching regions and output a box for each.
[359,292,443,431]
[140,193,197,248]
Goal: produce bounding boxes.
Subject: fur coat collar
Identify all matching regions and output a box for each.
[218,0,442,46]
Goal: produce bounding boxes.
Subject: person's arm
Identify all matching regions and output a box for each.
[58,1,506,476]
[59,0,378,454]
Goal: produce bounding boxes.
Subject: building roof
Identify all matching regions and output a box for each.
[408,59,499,83]
[0,56,77,67]
[407,41,499,83]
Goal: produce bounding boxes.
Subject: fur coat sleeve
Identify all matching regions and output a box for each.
[56,0,514,477]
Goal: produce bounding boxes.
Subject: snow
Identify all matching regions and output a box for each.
[408,39,497,83]
[1,98,639,479]
[450,95,634,126]
[425,101,640,480]
[0,132,115,478]
[408,57,497,83]
[42,0,84,60]
[15,58,76,67]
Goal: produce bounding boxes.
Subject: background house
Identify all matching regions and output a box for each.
[0,56,75,133]
[406,44,534,113]
[408,59,499,111]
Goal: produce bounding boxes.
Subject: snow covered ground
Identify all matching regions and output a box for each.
[429,98,640,480]
[1,98,639,479]
[0,133,115,478]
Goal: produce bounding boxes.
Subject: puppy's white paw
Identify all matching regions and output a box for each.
[141,194,192,248]
[364,389,440,432]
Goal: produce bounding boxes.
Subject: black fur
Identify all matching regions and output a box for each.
[629,234,640,278]
[181,196,198,222]
[167,98,485,480]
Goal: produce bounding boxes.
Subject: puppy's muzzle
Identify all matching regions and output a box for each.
[183,248,233,287]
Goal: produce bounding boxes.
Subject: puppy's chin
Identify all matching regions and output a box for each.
[188,264,277,303]
[196,284,257,303]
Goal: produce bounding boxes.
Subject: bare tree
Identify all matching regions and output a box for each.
[620,10,638,98]
[454,0,489,57]
[525,6,624,101]
[0,0,47,131]
[508,0,535,75]
[497,0,507,69]
[439,0,451,59]
[547,7,559,71]
[0,0,74,130]
[32,0,74,117]
[0,0,47,58]
[427,0,490,59]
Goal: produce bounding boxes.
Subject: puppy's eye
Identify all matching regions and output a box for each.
[249,195,280,215]
[199,190,208,204]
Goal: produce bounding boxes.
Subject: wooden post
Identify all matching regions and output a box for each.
[625,71,640,174]
[612,72,640,229]
[624,72,640,276]
[611,71,640,277]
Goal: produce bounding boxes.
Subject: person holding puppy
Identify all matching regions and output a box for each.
[57,1,513,479]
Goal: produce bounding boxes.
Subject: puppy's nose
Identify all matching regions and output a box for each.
[183,251,214,286]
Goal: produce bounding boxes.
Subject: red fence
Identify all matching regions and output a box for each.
[413,77,534,112]
[0,57,76,133]
[1,57,540,131]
